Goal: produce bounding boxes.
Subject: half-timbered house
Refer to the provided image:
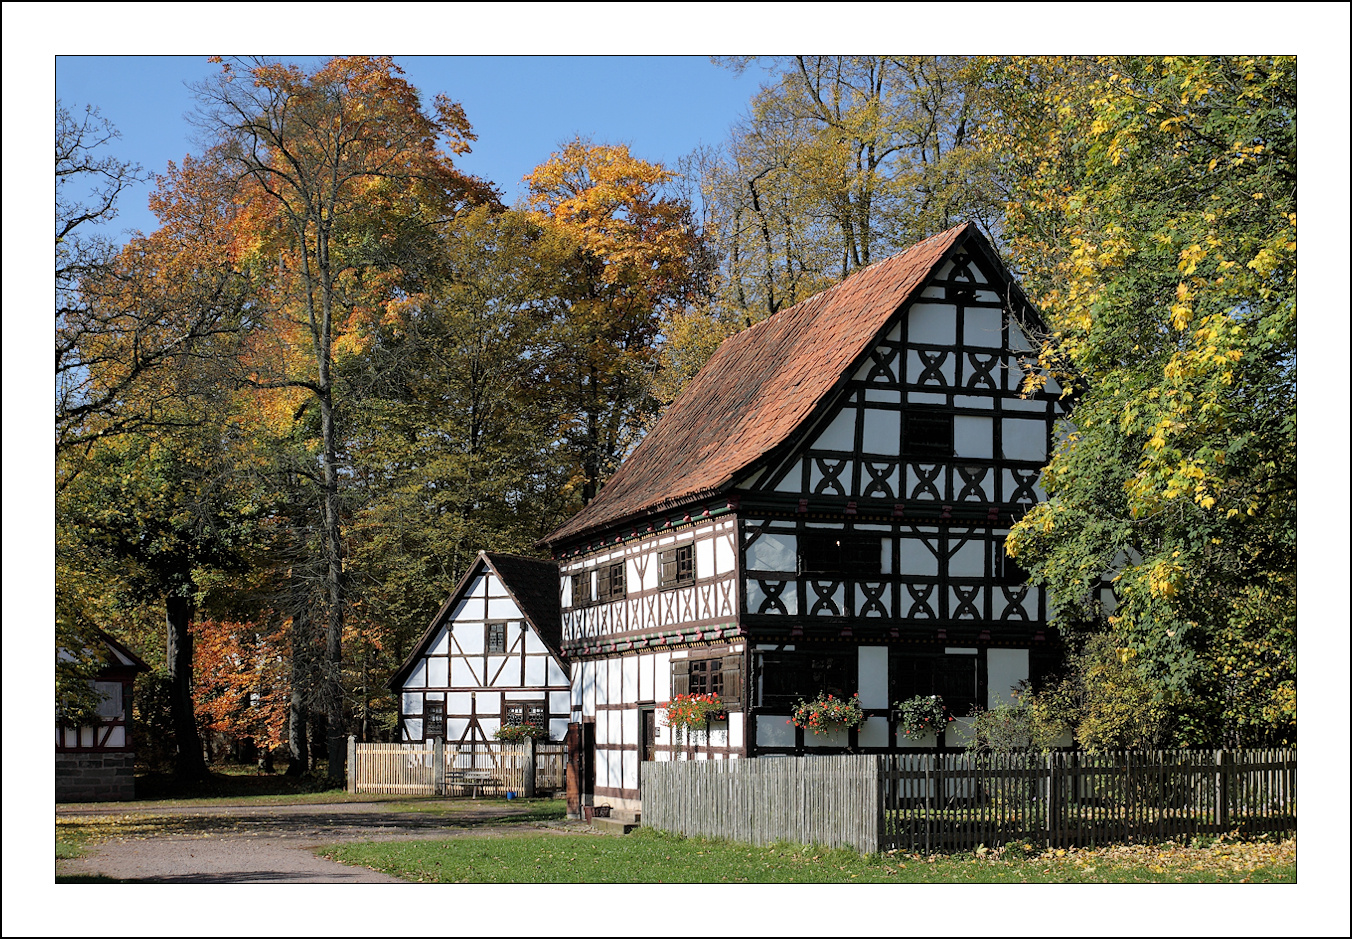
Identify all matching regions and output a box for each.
[539,223,1071,814]
[391,552,571,745]
[57,630,150,802]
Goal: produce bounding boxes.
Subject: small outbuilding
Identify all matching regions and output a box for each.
[57,630,150,802]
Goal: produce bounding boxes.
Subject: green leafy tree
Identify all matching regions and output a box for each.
[990,56,1296,747]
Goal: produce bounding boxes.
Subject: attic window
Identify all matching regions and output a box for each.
[904,411,953,457]
[487,622,507,654]
[800,533,882,577]
[659,545,694,588]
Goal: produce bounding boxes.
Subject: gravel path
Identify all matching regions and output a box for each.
[57,801,593,884]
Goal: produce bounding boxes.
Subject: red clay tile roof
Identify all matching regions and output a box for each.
[542,222,973,547]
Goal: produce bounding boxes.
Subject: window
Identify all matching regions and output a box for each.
[424,701,445,740]
[995,536,1030,585]
[659,544,694,588]
[904,411,953,457]
[672,653,743,708]
[799,532,882,577]
[487,622,507,654]
[889,651,979,720]
[597,561,626,602]
[757,652,854,709]
[571,571,592,607]
[504,701,545,730]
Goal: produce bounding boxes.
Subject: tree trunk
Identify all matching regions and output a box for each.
[165,593,208,780]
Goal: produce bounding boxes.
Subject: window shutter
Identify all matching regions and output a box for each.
[720,653,743,708]
[671,659,690,697]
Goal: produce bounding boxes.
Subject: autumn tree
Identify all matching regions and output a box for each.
[190,56,494,781]
[526,140,708,504]
[991,56,1296,746]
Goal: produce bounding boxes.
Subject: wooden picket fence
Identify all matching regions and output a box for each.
[642,749,1295,856]
[348,738,568,797]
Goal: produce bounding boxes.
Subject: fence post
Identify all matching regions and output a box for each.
[523,735,537,798]
[1214,749,1228,832]
[434,737,445,796]
[347,735,357,793]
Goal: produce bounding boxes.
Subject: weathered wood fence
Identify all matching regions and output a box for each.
[643,749,1295,855]
[643,756,884,853]
[348,737,568,797]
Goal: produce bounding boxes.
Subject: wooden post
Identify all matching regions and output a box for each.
[434,737,445,796]
[1215,749,1229,832]
[346,735,357,793]
[523,735,537,799]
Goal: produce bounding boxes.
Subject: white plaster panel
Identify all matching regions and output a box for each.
[107,726,126,747]
[549,658,569,687]
[954,415,993,458]
[549,718,569,740]
[898,730,937,748]
[524,630,546,654]
[908,391,947,405]
[407,661,427,689]
[728,712,744,749]
[865,388,902,403]
[907,301,957,345]
[1009,320,1035,353]
[479,717,502,739]
[757,717,796,747]
[1003,394,1046,412]
[952,394,992,410]
[641,553,659,590]
[949,538,986,577]
[746,533,797,571]
[803,726,849,748]
[403,692,423,715]
[448,692,473,714]
[811,408,856,451]
[624,750,639,791]
[907,349,955,386]
[858,716,890,748]
[455,623,484,655]
[404,719,422,740]
[426,657,448,687]
[431,627,450,656]
[654,652,672,702]
[484,573,506,597]
[1045,374,1061,395]
[623,656,639,703]
[477,690,501,712]
[451,657,482,686]
[858,646,889,708]
[919,286,946,300]
[862,407,901,455]
[887,322,905,340]
[880,539,894,574]
[524,654,546,686]
[774,458,805,492]
[639,653,654,702]
[607,657,622,704]
[582,661,596,716]
[695,538,714,582]
[473,573,491,598]
[899,536,939,576]
[1003,418,1048,462]
[623,707,639,747]
[715,533,735,575]
[550,690,571,714]
[963,307,1003,347]
[1023,587,1042,619]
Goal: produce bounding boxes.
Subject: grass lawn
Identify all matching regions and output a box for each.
[321,828,1296,884]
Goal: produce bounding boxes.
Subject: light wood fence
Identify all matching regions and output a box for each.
[349,737,568,797]
[642,749,1295,856]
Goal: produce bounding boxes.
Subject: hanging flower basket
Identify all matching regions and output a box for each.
[894,694,952,739]
[790,693,865,736]
[663,693,725,730]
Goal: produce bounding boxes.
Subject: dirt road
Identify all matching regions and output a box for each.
[56,800,592,884]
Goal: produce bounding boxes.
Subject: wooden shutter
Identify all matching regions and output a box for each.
[671,659,690,697]
[720,653,743,709]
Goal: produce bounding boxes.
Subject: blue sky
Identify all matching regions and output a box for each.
[56,55,758,243]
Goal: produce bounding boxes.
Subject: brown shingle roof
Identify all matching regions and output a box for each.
[542,222,973,547]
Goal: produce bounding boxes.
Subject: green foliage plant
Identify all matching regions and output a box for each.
[493,723,549,743]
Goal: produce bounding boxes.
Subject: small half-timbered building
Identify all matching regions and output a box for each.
[539,223,1070,814]
[391,552,571,745]
[56,630,150,802]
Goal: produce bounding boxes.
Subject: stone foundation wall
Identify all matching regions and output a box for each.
[56,751,136,802]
